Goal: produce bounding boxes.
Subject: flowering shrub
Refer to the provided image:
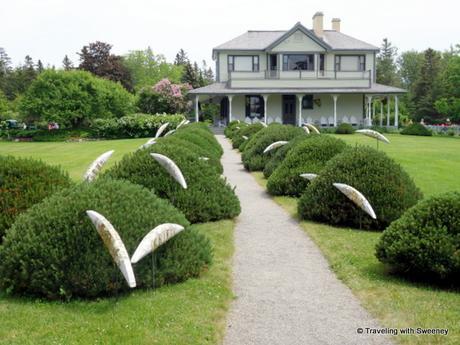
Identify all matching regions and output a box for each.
[137,79,191,114]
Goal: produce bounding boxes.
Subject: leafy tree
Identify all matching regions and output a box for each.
[36,60,45,73]
[411,48,442,122]
[78,41,133,91]
[62,55,73,70]
[137,79,190,114]
[0,89,8,116]
[123,47,183,91]
[376,38,398,86]
[435,54,460,122]
[19,70,135,127]
[0,48,12,96]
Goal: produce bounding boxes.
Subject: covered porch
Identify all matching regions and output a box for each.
[189,83,406,128]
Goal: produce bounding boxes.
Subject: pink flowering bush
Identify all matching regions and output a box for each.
[138,79,191,114]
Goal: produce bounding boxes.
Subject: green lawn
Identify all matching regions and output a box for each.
[250,133,460,345]
[332,133,460,197]
[0,139,235,345]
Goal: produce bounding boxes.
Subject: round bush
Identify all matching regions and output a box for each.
[241,124,305,171]
[224,121,245,139]
[267,136,347,196]
[174,126,223,158]
[0,178,212,299]
[376,192,460,282]
[262,135,312,178]
[105,141,240,223]
[401,123,432,136]
[298,146,423,230]
[335,123,355,134]
[0,155,73,241]
[232,123,264,149]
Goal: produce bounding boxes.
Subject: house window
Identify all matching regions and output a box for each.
[283,54,314,71]
[319,54,325,73]
[245,95,264,119]
[228,55,259,72]
[302,95,314,109]
[335,55,366,71]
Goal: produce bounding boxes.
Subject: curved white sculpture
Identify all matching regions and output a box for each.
[155,122,170,138]
[86,210,136,288]
[235,126,240,130]
[150,153,187,189]
[356,129,390,144]
[299,173,318,181]
[164,129,176,137]
[84,150,114,182]
[260,122,268,127]
[131,223,185,264]
[176,119,187,130]
[333,183,377,219]
[139,138,156,150]
[242,135,249,140]
[302,126,311,134]
[263,141,288,154]
[183,120,190,126]
[198,156,209,161]
[305,123,320,134]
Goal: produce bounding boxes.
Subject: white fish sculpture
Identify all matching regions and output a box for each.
[198,156,209,161]
[131,223,185,264]
[242,135,249,140]
[302,126,311,134]
[260,122,268,127]
[333,183,377,219]
[299,173,318,181]
[139,138,156,150]
[150,153,187,189]
[263,141,288,154]
[183,120,190,125]
[176,119,187,130]
[235,126,241,130]
[86,210,136,288]
[305,123,320,134]
[356,129,390,144]
[84,150,114,182]
[155,122,170,138]
[164,129,176,137]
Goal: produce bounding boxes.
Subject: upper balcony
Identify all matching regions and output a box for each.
[227,70,372,89]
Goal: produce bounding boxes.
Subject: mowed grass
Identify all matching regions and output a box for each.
[332,133,460,197]
[0,220,234,345]
[0,138,147,181]
[0,139,235,344]
[251,134,460,345]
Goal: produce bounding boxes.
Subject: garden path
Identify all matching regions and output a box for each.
[216,135,393,345]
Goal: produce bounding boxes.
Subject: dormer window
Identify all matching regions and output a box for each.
[228,55,259,72]
[282,54,314,71]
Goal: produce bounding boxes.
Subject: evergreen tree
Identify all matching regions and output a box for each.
[37,60,44,73]
[376,38,398,86]
[174,49,188,66]
[182,61,199,87]
[62,55,73,70]
[0,48,12,95]
[202,60,214,85]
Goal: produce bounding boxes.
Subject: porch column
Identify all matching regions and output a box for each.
[394,95,399,128]
[194,95,199,122]
[262,94,269,124]
[366,95,373,126]
[332,95,339,127]
[386,96,390,127]
[296,94,304,127]
[228,95,234,123]
[380,100,383,127]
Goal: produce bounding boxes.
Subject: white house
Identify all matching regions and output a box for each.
[189,12,405,127]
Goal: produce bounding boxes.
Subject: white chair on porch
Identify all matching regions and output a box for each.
[342,116,349,124]
[320,116,328,127]
[328,116,334,127]
[350,116,358,126]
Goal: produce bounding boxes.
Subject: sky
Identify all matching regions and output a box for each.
[1,0,459,69]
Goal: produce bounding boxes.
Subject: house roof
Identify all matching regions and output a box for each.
[213,22,379,53]
[188,82,406,95]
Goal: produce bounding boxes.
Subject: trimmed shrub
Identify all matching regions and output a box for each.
[0,128,92,142]
[241,124,305,171]
[0,155,73,240]
[263,135,312,178]
[90,113,184,139]
[335,123,355,134]
[224,121,245,139]
[401,123,432,136]
[0,178,212,299]
[232,123,264,149]
[376,192,460,283]
[174,124,223,158]
[298,146,423,230]
[104,141,240,223]
[267,136,347,196]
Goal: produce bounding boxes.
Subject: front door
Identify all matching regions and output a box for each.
[282,95,296,125]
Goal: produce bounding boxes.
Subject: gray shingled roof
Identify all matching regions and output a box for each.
[213,26,379,51]
[188,82,406,95]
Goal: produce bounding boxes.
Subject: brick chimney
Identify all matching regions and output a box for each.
[332,18,341,32]
[312,12,324,37]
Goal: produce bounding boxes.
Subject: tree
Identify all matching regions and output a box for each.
[411,48,442,122]
[78,41,133,91]
[182,61,199,87]
[0,89,8,116]
[62,55,73,70]
[37,60,45,73]
[123,47,183,91]
[202,60,214,85]
[435,54,460,122]
[0,48,12,96]
[376,38,398,86]
[137,79,190,114]
[174,49,188,66]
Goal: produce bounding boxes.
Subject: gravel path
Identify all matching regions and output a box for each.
[217,135,392,345]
